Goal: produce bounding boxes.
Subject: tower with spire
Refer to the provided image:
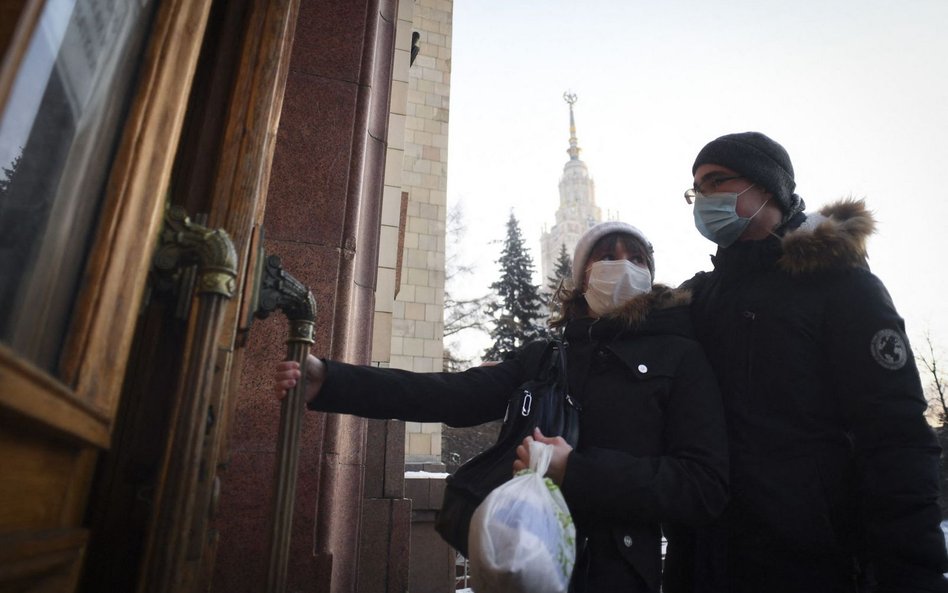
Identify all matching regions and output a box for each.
[540,92,603,285]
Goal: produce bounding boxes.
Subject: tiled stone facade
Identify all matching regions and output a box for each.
[400,0,451,467]
[372,0,414,367]
[372,1,451,467]
[369,2,455,587]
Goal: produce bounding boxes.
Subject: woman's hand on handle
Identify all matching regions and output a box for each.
[273,354,326,404]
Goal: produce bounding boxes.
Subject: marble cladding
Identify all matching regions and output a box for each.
[214,1,403,591]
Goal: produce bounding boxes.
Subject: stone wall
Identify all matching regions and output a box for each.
[395,0,453,468]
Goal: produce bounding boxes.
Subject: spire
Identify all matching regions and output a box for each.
[563,91,581,161]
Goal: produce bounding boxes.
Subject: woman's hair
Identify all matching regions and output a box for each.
[548,280,587,328]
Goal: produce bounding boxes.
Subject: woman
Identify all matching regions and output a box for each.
[274,221,727,592]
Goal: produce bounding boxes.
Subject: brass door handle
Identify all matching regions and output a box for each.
[254,253,315,593]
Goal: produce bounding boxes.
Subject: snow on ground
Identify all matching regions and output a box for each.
[404,470,450,479]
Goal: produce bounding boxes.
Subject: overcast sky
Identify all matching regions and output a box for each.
[444,0,948,374]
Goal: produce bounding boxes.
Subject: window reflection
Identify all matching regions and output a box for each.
[0,0,155,374]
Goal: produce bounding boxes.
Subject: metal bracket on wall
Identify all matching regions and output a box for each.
[255,253,316,339]
[254,253,316,593]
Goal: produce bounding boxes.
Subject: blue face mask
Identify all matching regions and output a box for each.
[693,185,768,247]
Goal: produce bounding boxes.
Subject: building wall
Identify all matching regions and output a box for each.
[215,0,457,590]
[368,2,456,589]
[394,0,453,468]
[375,5,458,591]
[212,1,399,592]
[372,1,412,364]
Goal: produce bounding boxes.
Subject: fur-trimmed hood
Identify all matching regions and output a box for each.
[602,283,692,327]
[563,284,695,343]
[778,198,875,274]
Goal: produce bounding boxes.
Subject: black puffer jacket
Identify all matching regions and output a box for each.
[678,199,948,593]
[310,285,728,592]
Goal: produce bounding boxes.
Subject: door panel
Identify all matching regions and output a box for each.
[75,0,300,590]
[2,0,300,588]
[0,0,216,591]
[0,421,95,530]
[0,347,108,448]
[0,0,158,373]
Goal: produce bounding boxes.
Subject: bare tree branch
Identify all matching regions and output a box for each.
[917,330,947,426]
[443,201,491,368]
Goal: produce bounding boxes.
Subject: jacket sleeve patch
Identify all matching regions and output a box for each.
[870,329,908,370]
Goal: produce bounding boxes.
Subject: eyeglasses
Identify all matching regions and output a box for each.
[683,175,744,204]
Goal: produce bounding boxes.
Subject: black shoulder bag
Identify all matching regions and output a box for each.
[434,339,581,557]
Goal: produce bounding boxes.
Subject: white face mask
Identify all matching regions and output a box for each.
[584,260,652,316]
[693,185,769,247]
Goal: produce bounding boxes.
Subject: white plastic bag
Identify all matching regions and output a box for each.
[468,440,576,593]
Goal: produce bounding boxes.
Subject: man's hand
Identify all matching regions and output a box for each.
[273,354,326,404]
[512,427,573,485]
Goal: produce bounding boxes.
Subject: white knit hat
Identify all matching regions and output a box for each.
[571,221,655,286]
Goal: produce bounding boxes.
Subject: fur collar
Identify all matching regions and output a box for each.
[778,198,875,275]
[602,283,692,328]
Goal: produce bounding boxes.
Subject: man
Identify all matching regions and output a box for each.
[674,132,948,592]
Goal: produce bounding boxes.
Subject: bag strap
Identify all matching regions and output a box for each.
[518,339,555,380]
[550,339,567,387]
[529,338,579,409]
[518,338,579,411]
[550,339,581,411]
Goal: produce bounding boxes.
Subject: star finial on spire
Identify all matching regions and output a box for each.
[563,91,581,160]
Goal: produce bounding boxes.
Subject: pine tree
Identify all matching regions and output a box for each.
[483,213,545,360]
[0,153,21,198]
[546,243,572,294]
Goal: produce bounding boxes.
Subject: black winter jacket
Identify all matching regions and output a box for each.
[677,200,948,593]
[310,285,728,592]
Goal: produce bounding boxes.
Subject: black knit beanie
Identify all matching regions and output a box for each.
[692,132,804,218]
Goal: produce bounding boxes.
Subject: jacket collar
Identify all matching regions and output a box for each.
[711,198,875,276]
[564,284,693,341]
[777,198,874,274]
[602,283,692,326]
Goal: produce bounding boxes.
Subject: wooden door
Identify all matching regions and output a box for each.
[0,0,217,591]
[1,0,301,590]
[76,0,301,588]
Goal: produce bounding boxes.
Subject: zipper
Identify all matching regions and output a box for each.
[574,536,590,592]
[742,310,756,388]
